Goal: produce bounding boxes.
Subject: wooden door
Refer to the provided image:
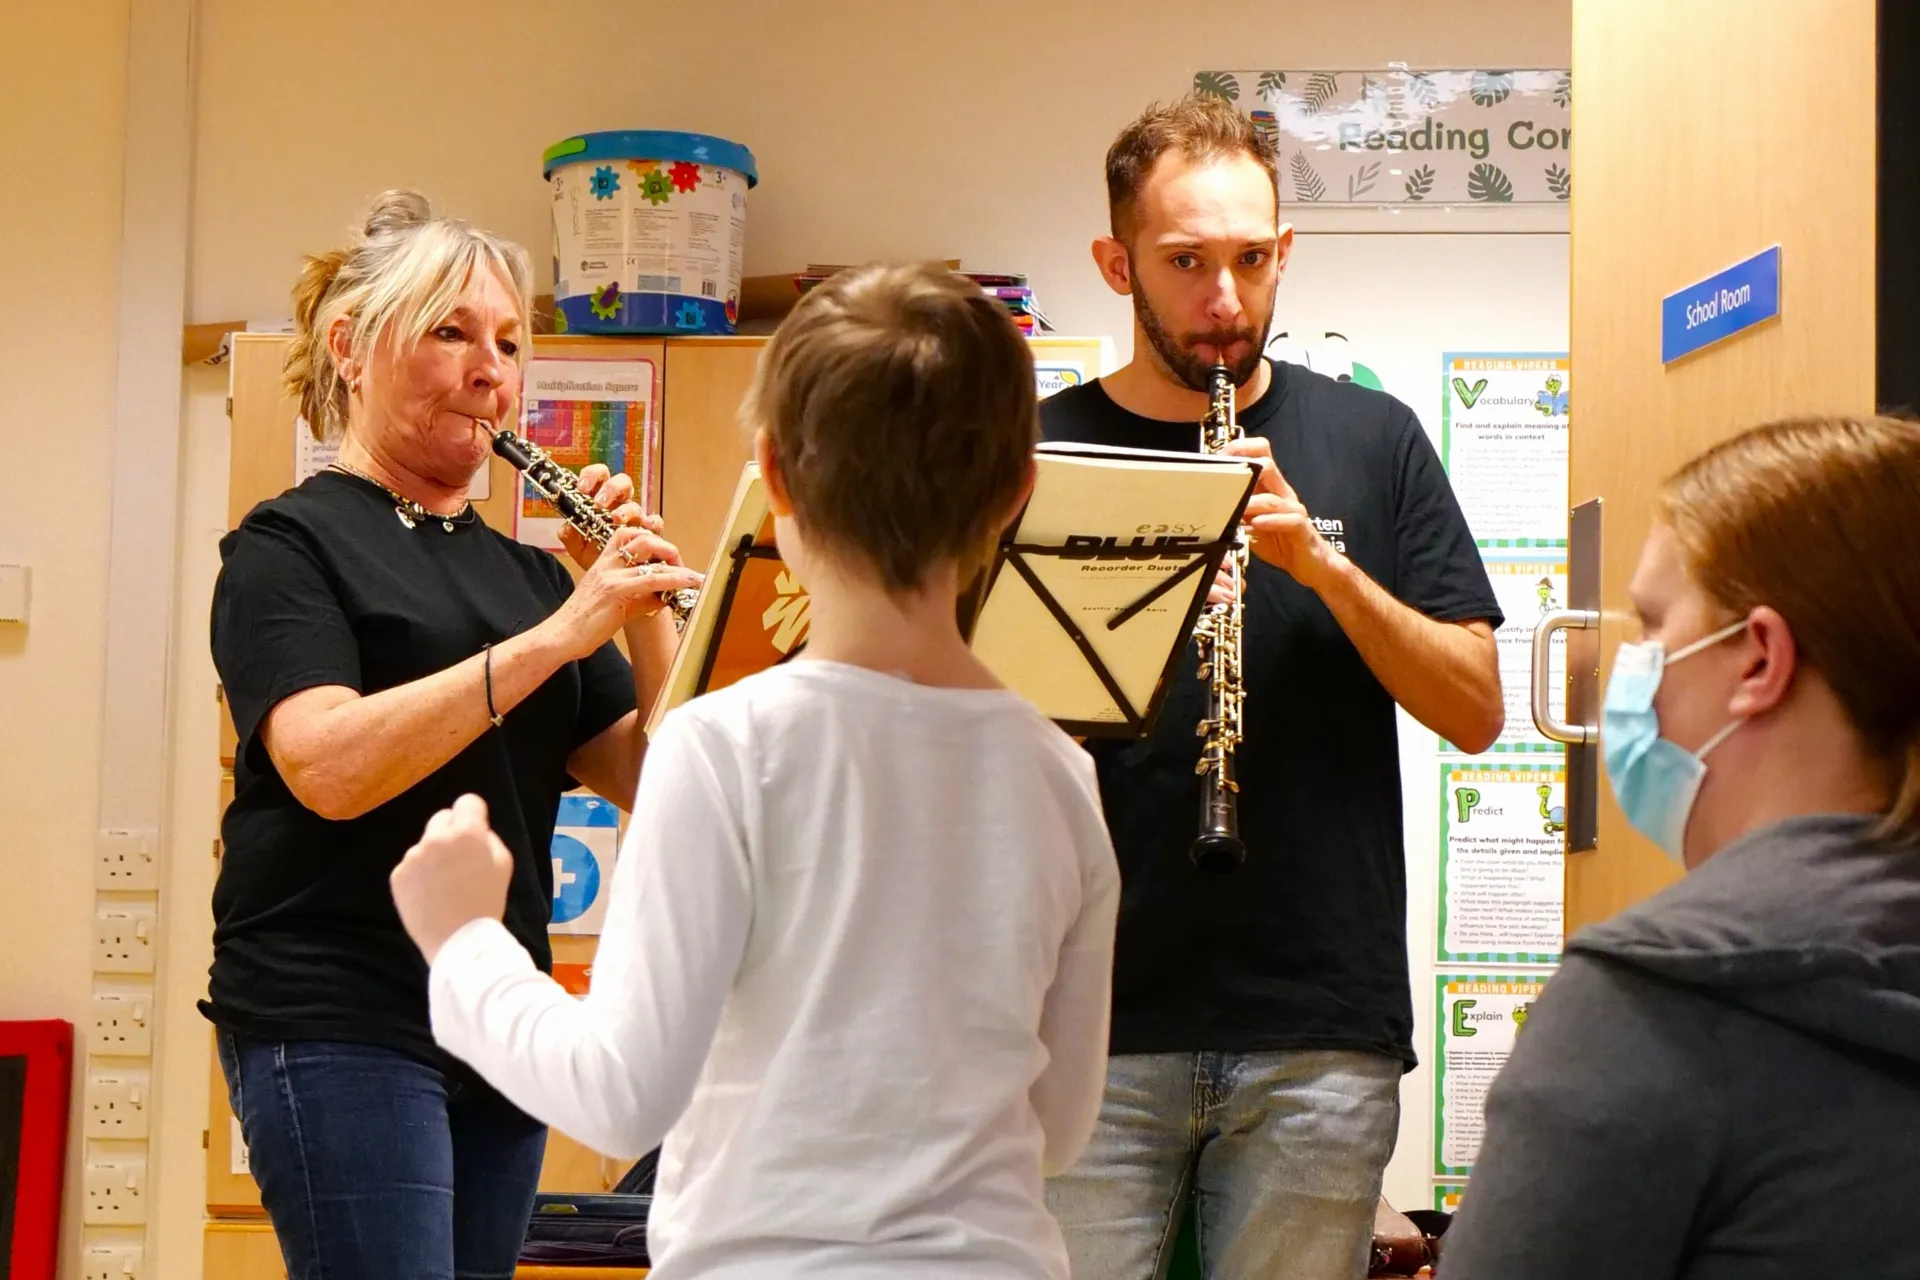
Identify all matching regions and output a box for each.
[1560,0,1877,931]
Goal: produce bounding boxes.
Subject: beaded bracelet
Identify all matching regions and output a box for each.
[484,643,504,728]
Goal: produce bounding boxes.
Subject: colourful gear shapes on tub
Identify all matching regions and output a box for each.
[724,293,739,325]
[590,165,620,200]
[669,161,701,193]
[625,159,654,176]
[675,301,705,330]
[553,307,569,334]
[590,282,622,321]
[638,167,674,205]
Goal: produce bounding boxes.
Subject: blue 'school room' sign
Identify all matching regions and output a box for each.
[1661,246,1782,364]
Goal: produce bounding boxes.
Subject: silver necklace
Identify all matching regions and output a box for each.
[328,463,474,533]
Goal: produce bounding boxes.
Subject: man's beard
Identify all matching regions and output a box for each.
[1133,284,1271,392]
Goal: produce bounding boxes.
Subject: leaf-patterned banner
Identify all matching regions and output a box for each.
[1193,67,1571,207]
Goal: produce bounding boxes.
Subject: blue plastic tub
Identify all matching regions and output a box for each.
[543,130,759,335]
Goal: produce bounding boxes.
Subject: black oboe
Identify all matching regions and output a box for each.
[489,427,697,626]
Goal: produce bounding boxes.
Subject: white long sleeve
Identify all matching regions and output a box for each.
[429,710,751,1158]
[429,660,1119,1280]
[1031,866,1118,1175]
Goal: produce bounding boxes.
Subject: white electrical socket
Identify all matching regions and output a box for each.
[91,982,154,1055]
[83,1154,149,1225]
[81,1240,147,1280]
[93,903,158,974]
[96,828,160,891]
[85,1066,152,1139]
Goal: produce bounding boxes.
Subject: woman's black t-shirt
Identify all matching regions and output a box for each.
[202,468,636,1069]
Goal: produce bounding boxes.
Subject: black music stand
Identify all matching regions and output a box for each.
[961,442,1261,739]
[650,446,1260,739]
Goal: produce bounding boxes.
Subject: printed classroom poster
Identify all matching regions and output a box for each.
[515,357,659,551]
[1440,355,1570,547]
[1035,363,1086,399]
[1434,975,1549,1177]
[1448,557,1568,753]
[1438,762,1565,963]
[548,793,621,937]
[1435,1184,1466,1213]
[1192,68,1572,207]
[293,416,338,485]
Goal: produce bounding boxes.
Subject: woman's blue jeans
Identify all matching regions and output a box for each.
[216,1027,548,1280]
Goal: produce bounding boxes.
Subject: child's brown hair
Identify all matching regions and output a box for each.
[741,261,1039,593]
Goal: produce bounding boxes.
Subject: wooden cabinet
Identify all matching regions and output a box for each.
[204,1034,258,1217]
[202,1222,284,1280]
[203,1222,649,1280]
[656,333,1113,576]
[660,337,769,573]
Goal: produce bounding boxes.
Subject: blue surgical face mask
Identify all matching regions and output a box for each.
[1601,618,1750,862]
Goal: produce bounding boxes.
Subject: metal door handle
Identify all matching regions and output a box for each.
[1532,608,1598,745]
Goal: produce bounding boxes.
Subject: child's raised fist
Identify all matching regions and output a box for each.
[391,793,514,963]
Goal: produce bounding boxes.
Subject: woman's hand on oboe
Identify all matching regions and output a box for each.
[557,464,653,572]
[543,524,702,662]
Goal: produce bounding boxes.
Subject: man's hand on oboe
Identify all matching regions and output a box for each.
[1220,437,1342,593]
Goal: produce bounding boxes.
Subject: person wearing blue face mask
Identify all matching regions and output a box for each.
[1438,414,1920,1280]
[1600,613,1755,860]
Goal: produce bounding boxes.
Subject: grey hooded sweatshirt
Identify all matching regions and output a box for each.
[1439,813,1920,1280]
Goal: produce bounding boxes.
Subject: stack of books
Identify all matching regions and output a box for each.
[791,264,1053,335]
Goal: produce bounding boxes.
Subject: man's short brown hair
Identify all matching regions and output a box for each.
[1105,95,1280,241]
[740,261,1038,593]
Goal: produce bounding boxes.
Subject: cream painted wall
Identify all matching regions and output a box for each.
[0,0,131,1274]
[45,5,1566,1274]
[187,0,1570,339]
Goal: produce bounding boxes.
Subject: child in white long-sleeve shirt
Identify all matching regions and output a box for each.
[388,260,1121,1280]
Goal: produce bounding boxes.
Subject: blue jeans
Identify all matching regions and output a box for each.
[1045,1050,1402,1280]
[216,1028,548,1280]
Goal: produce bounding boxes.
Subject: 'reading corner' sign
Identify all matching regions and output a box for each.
[1192,67,1572,207]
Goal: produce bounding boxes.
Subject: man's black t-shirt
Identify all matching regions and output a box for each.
[202,468,637,1071]
[1040,359,1500,1067]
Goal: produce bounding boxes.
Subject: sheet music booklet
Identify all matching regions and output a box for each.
[646,442,1260,739]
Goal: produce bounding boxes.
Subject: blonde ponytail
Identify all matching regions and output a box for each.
[285,248,350,442]
[280,188,533,446]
